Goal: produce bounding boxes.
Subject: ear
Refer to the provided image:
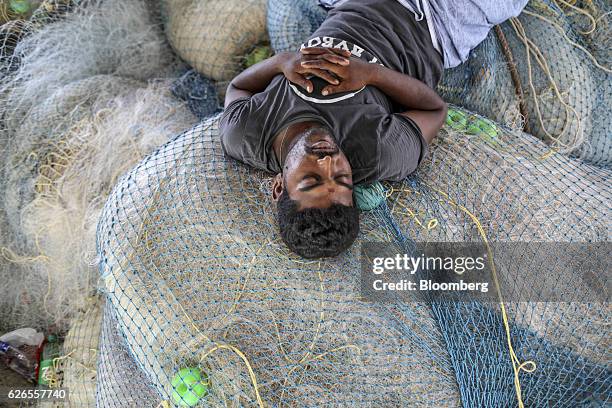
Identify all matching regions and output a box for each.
[272,173,284,202]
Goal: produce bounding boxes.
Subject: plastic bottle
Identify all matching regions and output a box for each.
[38,335,60,385]
[0,340,38,382]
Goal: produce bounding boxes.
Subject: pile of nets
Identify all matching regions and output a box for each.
[437,33,524,130]
[96,300,159,407]
[0,0,608,406]
[0,0,225,402]
[0,1,88,74]
[160,0,268,95]
[59,297,103,407]
[0,0,199,333]
[97,107,610,407]
[388,109,610,405]
[439,0,611,166]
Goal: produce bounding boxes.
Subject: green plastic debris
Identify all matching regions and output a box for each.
[38,334,60,385]
[445,108,469,131]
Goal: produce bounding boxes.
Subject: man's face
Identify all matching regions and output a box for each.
[274,128,353,209]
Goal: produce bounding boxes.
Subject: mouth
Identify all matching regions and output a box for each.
[311,140,333,149]
[309,140,338,154]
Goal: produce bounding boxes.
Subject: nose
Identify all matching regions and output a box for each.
[317,155,333,179]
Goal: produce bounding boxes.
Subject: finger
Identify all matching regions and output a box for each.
[302,77,314,93]
[301,68,340,85]
[301,59,344,76]
[321,84,347,96]
[321,53,350,66]
[323,47,352,58]
[301,53,349,66]
[300,47,328,55]
[301,47,352,58]
[288,73,314,93]
[300,54,322,62]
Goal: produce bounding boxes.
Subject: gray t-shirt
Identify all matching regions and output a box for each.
[320,0,529,68]
[220,0,442,184]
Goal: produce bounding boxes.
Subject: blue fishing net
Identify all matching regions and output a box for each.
[97,108,610,407]
[439,0,612,167]
[0,0,609,406]
[96,300,159,407]
[267,0,327,53]
[171,69,220,120]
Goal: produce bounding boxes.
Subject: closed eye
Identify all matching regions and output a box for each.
[297,176,353,192]
[298,183,323,192]
[335,174,353,190]
[336,180,353,190]
[298,175,321,192]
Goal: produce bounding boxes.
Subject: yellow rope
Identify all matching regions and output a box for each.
[151,239,366,407]
[0,246,50,264]
[128,174,265,407]
[420,185,537,408]
[509,17,583,152]
[522,10,612,73]
[279,344,362,407]
[42,351,75,388]
[271,261,326,364]
[198,344,265,407]
[594,10,612,25]
[140,217,265,406]
[554,0,597,34]
[153,268,265,407]
[223,242,269,320]
[385,183,440,231]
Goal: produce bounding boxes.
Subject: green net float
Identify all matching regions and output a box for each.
[445,108,469,131]
[171,367,209,407]
[466,116,499,140]
[354,181,386,211]
[244,44,273,68]
[9,0,31,14]
[480,120,499,140]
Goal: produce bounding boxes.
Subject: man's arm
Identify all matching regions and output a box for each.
[301,50,447,144]
[369,65,447,145]
[225,50,350,108]
[224,53,285,108]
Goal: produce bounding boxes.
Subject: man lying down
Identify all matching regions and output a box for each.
[220,0,528,258]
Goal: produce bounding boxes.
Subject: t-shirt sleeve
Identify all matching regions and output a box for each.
[218,76,316,174]
[376,114,429,181]
[219,96,253,162]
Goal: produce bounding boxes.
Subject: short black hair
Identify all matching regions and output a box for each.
[276,188,360,258]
